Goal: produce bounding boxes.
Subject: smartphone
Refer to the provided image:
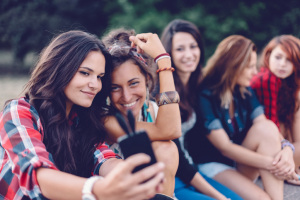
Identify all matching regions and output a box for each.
[118,130,157,173]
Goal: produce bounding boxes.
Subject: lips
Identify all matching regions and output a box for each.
[81,91,96,98]
[121,99,139,108]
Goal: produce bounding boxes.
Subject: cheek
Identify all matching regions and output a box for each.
[110,92,120,105]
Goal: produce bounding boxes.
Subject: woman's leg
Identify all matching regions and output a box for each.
[214,169,270,200]
[174,177,215,200]
[200,172,243,200]
[152,140,179,197]
[214,120,284,200]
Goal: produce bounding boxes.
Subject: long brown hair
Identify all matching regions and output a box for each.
[260,35,300,135]
[24,30,112,177]
[202,35,257,107]
[161,19,205,122]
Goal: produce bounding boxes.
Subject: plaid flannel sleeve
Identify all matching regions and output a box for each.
[0,99,58,200]
[93,143,122,175]
[251,69,281,130]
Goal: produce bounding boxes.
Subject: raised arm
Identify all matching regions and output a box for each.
[105,33,181,142]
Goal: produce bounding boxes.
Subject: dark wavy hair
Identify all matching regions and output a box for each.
[160,19,205,122]
[24,30,112,177]
[102,28,155,118]
[260,35,300,134]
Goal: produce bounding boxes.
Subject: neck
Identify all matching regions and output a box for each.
[177,71,191,87]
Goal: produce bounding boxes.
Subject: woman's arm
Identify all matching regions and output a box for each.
[37,154,165,200]
[190,173,228,200]
[105,33,181,142]
[207,127,273,170]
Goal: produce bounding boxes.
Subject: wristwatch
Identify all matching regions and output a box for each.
[82,176,103,200]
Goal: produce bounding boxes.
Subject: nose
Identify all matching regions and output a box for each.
[122,87,132,102]
[184,48,193,59]
[280,58,287,67]
[88,76,102,91]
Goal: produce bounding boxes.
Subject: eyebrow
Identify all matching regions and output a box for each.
[80,67,105,76]
[111,78,139,86]
[128,78,139,82]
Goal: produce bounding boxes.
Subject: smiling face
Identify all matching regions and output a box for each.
[236,51,257,87]
[269,45,294,79]
[64,51,105,113]
[110,60,146,117]
[171,32,200,76]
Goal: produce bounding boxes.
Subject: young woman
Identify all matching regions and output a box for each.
[159,19,242,200]
[102,29,181,199]
[186,35,298,200]
[0,30,165,200]
[251,35,300,185]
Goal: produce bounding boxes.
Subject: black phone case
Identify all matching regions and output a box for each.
[118,130,157,173]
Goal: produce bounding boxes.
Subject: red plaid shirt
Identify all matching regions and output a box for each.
[0,98,121,200]
[251,67,282,130]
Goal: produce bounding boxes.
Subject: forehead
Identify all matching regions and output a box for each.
[272,45,287,56]
[111,60,145,83]
[172,32,197,46]
[80,51,105,73]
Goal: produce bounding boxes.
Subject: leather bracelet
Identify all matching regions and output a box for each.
[155,91,180,106]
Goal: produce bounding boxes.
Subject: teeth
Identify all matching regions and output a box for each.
[123,101,136,107]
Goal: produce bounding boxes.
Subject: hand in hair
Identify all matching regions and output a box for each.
[95,153,165,200]
[129,33,167,59]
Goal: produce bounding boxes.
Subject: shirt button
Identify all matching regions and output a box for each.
[228,119,231,123]
[239,128,242,131]
[235,113,238,117]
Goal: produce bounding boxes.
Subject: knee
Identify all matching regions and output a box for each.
[252,120,281,144]
[152,140,179,176]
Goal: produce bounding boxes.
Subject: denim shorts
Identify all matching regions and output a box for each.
[198,162,236,178]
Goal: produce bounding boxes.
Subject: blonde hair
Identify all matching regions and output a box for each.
[202,35,256,107]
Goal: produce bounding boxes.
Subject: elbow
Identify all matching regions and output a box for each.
[169,124,182,140]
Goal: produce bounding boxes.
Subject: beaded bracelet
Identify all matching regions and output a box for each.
[281,139,295,154]
[155,91,180,106]
[156,67,175,74]
[154,53,170,63]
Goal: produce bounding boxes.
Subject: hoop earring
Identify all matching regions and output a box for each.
[106,96,111,106]
[146,87,150,112]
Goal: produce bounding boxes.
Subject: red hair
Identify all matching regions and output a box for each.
[260,35,300,134]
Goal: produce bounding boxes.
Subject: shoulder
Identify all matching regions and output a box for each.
[198,87,213,97]
[1,97,42,131]
[251,67,280,88]
[2,97,39,118]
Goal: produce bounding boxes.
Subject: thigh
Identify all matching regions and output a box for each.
[236,163,260,181]
[214,169,270,200]
[200,172,243,200]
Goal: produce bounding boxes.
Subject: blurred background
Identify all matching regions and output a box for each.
[1,0,300,107]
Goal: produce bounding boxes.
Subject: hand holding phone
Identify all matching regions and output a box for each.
[115,110,157,173]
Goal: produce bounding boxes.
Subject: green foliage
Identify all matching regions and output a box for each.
[1,0,300,67]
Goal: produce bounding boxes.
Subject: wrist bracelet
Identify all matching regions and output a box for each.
[154,53,170,63]
[156,67,175,74]
[82,176,103,200]
[282,142,295,154]
[281,139,295,154]
[155,91,180,106]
